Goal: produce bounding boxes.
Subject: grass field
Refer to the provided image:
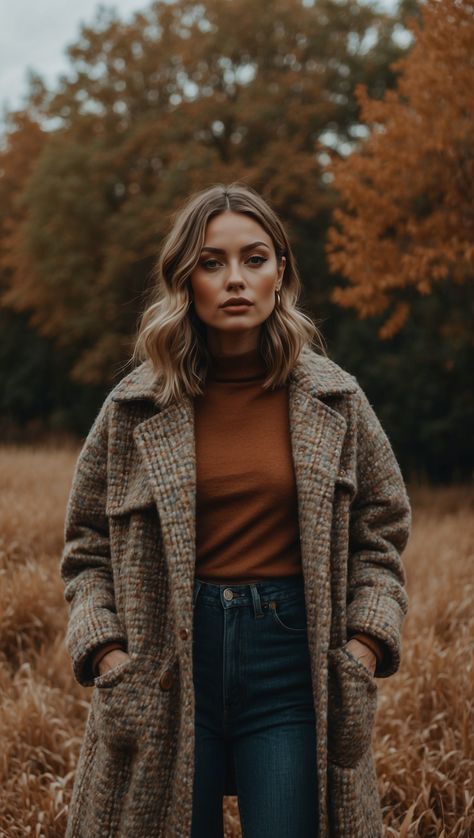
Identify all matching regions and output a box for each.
[0,445,472,837]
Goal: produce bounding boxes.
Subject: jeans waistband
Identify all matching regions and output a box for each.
[193,575,305,615]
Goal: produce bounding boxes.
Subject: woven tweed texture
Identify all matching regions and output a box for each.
[60,345,411,837]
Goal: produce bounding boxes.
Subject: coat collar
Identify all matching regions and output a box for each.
[110,345,357,406]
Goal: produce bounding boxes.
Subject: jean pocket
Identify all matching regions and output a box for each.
[327,647,378,768]
[268,597,308,634]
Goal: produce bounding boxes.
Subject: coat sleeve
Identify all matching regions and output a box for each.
[345,384,412,679]
[60,393,128,687]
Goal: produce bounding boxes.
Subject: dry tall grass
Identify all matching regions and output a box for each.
[0,445,472,837]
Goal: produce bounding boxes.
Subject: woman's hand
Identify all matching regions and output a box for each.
[98,648,131,676]
[344,637,377,676]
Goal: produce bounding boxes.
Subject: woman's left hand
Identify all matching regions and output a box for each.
[344,637,377,676]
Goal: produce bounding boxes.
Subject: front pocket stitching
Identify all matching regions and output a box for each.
[269,600,307,633]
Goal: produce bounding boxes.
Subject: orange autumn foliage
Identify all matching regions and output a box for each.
[325,0,474,339]
[0,0,408,385]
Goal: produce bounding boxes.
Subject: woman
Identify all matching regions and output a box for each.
[60,182,411,838]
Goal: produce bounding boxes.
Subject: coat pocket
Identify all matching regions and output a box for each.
[92,655,161,751]
[327,646,378,769]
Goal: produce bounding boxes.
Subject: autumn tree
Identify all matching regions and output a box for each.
[0,0,407,385]
[326,0,474,339]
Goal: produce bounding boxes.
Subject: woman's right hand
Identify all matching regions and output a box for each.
[98,648,131,676]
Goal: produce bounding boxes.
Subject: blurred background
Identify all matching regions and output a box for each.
[0,2,473,835]
[1,0,472,481]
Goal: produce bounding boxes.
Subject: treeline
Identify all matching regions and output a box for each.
[0,0,472,481]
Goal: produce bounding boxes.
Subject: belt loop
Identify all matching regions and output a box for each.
[250,584,264,618]
[193,578,202,607]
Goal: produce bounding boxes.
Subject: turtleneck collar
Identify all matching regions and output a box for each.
[207,346,267,382]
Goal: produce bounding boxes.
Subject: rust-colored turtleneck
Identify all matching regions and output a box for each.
[193,346,303,584]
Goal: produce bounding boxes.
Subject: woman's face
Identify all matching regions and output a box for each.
[190,211,286,354]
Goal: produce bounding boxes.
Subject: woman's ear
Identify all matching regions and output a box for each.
[278,255,286,282]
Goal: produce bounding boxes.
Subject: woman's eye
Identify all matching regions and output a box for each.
[200,255,267,269]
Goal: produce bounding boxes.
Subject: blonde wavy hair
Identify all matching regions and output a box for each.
[131,182,326,405]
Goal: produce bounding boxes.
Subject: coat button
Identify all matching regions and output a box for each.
[179,627,189,640]
[159,668,174,691]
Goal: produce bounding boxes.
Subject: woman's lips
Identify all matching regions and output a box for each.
[221,303,253,312]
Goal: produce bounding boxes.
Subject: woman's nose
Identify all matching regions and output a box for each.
[226,259,245,286]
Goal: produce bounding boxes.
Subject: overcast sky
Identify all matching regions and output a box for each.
[0,0,149,114]
[1,0,401,117]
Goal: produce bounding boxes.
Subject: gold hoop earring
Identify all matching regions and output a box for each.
[275,289,281,307]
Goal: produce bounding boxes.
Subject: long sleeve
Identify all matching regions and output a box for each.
[346,385,412,678]
[60,394,128,687]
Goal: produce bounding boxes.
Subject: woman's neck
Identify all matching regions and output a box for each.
[207,345,267,382]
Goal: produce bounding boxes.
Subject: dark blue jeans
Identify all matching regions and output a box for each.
[191,575,319,838]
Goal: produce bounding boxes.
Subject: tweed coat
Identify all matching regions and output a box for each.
[60,345,411,838]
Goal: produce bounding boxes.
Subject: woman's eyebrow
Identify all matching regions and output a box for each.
[200,241,270,254]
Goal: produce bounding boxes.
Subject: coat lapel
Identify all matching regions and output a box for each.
[132,397,197,617]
